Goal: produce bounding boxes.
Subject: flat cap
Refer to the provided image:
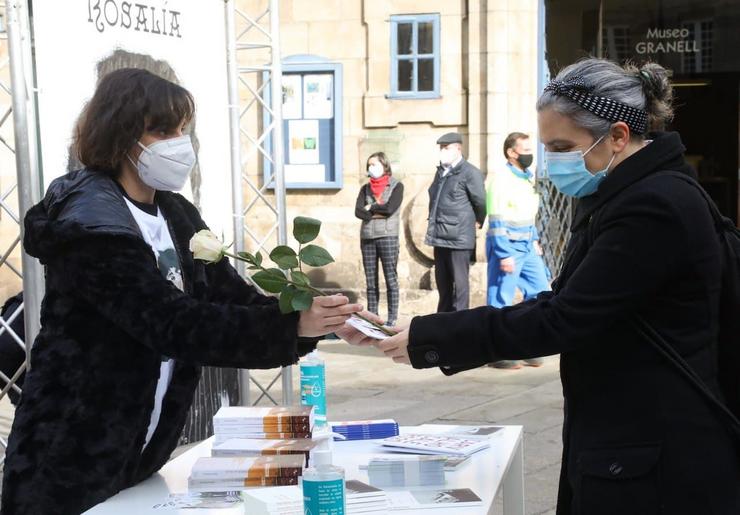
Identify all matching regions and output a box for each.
[436,132,463,145]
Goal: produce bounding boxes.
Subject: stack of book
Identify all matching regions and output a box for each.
[363,455,446,488]
[380,433,491,457]
[330,419,399,441]
[242,480,388,514]
[211,438,319,467]
[213,406,314,445]
[187,455,306,493]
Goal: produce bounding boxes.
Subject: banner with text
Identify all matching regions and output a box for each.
[31,0,234,238]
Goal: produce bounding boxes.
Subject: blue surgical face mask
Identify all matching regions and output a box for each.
[544,135,617,198]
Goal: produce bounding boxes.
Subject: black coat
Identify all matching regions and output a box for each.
[1,169,316,515]
[425,159,486,250]
[407,133,740,514]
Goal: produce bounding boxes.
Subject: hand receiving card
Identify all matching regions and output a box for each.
[347,316,391,340]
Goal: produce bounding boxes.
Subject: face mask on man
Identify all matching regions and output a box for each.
[544,134,617,198]
[128,134,196,192]
[368,163,385,179]
[515,153,534,169]
[439,147,458,166]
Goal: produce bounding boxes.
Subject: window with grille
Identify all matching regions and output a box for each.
[389,14,440,99]
[602,25,631,62]
[682,19,713,73]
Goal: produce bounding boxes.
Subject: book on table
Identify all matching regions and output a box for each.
[241,481,388,514]
[380,433,490,457]
[360,455,446,488]
[330,419,400,440]
[213,406,315,434]
[213,432,312,445]
[188,455,305,492]
[211,438,319,466]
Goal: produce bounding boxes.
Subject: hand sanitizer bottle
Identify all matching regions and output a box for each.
[300,350,327,427]
[302,449,346,515]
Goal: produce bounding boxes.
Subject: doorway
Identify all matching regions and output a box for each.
[667,74,739,225]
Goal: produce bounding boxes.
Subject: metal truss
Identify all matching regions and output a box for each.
[0,0,44,466]
[226,0,292,406]
[536,180,573,277]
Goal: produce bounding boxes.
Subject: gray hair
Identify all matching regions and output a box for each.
[537,58,673,137]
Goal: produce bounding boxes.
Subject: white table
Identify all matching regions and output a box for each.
[85,424,524,515]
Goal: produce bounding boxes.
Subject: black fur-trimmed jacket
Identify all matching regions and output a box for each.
[1,169,316,514]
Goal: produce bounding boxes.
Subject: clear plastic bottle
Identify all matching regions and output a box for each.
[302,449,346,515]
[300,350,327,427]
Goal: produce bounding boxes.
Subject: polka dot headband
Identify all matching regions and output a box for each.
[544,76,649,135]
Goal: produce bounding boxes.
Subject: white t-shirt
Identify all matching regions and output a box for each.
[123,197,183,450]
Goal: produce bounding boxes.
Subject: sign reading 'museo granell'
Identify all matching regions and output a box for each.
[635,27,699,55]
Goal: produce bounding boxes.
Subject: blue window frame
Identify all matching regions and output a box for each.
[389,14,440,99]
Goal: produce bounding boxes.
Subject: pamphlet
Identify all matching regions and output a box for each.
[151,492,242,509]
[386,488,483,509]
[346,317,390,340]
[381,433,490,457]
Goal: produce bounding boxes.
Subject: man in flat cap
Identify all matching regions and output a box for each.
[425,132,486,312]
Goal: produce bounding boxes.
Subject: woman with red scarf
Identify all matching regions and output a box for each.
[354,152,404,326]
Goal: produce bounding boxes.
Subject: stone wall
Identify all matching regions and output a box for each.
[236,0,539,316]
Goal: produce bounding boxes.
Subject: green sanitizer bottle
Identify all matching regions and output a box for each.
[300,350,327,427]
[302,449,346,515]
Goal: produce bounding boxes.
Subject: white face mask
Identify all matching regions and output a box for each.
[129,134,196,192]
[368,163,385,179]
[439,147,458,166]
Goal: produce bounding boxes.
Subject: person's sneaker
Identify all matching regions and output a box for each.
[488,360,522,370]
[523,358,544,367]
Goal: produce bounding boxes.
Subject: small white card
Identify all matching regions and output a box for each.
[346,316,391,340]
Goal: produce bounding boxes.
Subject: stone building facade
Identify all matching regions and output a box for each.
[237,0,540,318]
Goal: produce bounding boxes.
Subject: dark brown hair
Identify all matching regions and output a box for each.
[366,151,392,177]
[73,68,195,175]
[503,132,529,159]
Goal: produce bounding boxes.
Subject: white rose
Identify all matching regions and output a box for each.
[189,230,226,263]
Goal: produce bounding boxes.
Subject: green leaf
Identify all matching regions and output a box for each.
[291,270,311,287]
[299,244,334,267]
[278,285,297,314]
[237,251,256,266]
[269,245,299,270]
[255,251,263,267]
[293,216,321,244]
[252,268,288,293]
[291,289,314,311]
[247,265,261,270]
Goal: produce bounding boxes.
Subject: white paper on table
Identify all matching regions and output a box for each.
[346,317,390,340]
[386,489,483,509]
[151,492,242,509]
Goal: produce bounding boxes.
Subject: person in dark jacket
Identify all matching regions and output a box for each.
[354,152,404,326]
[425,132,486,312]
[1,68,361,515]
[339,58,740,514]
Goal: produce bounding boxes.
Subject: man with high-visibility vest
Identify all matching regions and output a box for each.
[486,132,551,369]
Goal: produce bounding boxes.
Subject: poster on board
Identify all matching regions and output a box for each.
[303,74,333,119]
[288,119,319,164]
[31,0,233,239]
[282,74,303,120]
